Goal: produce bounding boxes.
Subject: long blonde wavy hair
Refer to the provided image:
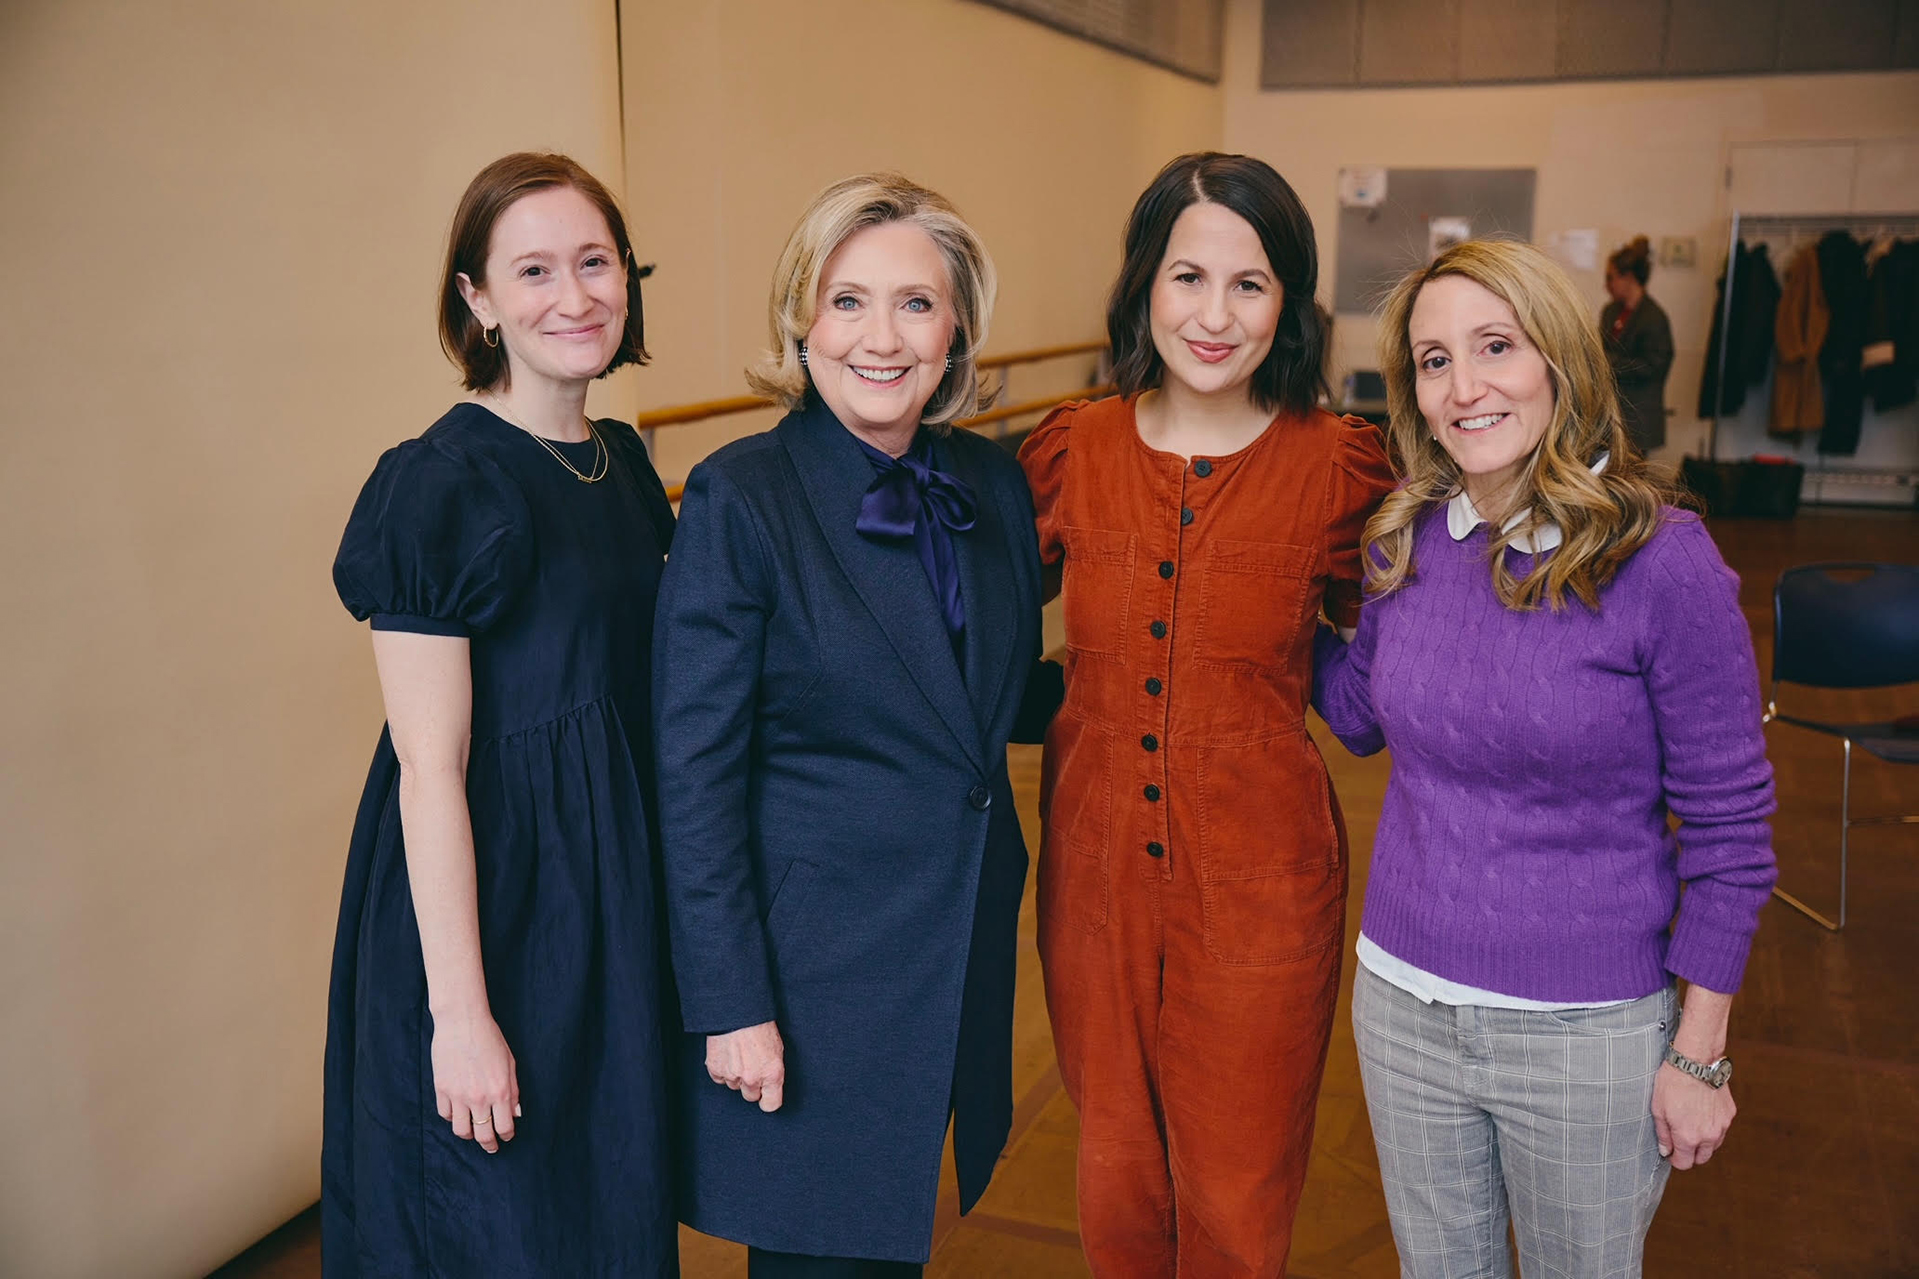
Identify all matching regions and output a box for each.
[1365,239,1678,612]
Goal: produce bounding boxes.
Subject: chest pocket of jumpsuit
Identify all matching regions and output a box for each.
[1192,539,1319,670]
[1059,526,1135,661]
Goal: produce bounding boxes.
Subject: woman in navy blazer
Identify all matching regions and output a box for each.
[653,174,1044,1277]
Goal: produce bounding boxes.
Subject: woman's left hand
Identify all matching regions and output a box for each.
[1652,1066,1735,1169]
[1654,982,1738,1169]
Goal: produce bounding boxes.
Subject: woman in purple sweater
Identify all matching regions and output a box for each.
[1314,239,1776,1279]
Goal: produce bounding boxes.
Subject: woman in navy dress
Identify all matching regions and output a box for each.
[323,152,677,1277]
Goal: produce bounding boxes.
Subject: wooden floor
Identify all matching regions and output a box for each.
[217,507,1918,1279]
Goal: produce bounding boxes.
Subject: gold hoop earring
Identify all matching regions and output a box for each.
[482,327,500,348]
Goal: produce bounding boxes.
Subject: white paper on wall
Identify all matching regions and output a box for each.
[1428,216,1472,259]
[1545,228,1600,271]
[1338,166,1388,208]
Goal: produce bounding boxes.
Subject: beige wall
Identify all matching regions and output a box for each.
[0,2,627,1275]
[0,2,1217,1273]
[26,1,1911,1271]
[1222,0,1919,466]
[622,0,1225,482]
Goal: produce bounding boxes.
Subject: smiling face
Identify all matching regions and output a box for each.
[1408,274,1557,515]
[457,185,627,393]
[1147,201,1283,403]
[805,220,956,450]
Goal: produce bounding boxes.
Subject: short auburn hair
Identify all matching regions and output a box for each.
[746,173,997,428]
[437,152,648,391]
[1106,153,1326,417]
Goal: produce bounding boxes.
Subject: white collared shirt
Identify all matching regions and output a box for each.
[1356,934,1630,1010]
[1444,454,1610,552]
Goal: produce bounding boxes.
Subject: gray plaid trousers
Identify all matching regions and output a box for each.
[1352,965,1677,1279]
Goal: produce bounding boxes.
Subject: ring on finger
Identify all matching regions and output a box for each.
[473,1114,493,1126]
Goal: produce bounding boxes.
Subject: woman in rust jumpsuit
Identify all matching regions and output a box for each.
[1018,153,1392,1277]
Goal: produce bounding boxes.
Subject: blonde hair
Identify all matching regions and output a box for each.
[747,173,998,428]
[1366,239,1677,611]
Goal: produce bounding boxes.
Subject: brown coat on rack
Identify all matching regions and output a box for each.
[1771,242,1828,438]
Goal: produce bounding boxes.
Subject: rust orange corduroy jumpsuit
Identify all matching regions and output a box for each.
[1019,395,1393,1278]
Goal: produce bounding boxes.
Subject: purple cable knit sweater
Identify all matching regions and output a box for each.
[1313,507,1777,1001]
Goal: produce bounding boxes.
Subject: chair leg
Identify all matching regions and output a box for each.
[1772,737,1849,931]
[1840,738,1851,930]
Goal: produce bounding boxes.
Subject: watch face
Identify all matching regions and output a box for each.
[1667,1046,1733,1087]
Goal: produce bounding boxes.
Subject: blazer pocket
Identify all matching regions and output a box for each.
[1193,539,1317,671]
[762,856,817,956]
[1059,526,1135,660]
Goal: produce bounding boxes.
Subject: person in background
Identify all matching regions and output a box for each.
[325,153,677,1276]
[653,173,1042,1278]
[1601,234,1675,454]
[1018,152,1393,1277]
[1316,238,1777,1279]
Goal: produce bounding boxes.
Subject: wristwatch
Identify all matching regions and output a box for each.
[1664,1045,1733,1088]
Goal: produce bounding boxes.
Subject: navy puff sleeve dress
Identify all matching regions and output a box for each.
[323,402,678,1277]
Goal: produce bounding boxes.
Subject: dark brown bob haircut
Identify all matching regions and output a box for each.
[437,152,649,391]
[1106,152,1326,417]
[1608,234,1654,285]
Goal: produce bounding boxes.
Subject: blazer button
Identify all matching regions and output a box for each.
[1146,841,1166,858]
[968,784,992,811]
[1141,734,1159,752]
[1158,561,1174,579]
[1145,677,1162,695]
[1144,784,1161,802]
[1150,620,1167,639]
[1193,459,1213,477]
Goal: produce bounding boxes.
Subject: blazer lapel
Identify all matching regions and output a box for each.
[779,401,985,772]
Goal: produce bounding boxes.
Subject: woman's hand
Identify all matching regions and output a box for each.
[1652,1067,1734,1169]
[707,1021,785,1112]
[432,1011,521,1153]
[1653,982,1736,1169]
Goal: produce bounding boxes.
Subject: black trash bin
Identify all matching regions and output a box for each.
[1679,457,1803,519]
[1736,457,1805,518]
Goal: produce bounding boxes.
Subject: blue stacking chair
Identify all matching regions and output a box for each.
[1765,562,1919,930]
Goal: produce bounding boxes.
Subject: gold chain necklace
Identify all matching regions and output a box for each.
[485,396,608,483]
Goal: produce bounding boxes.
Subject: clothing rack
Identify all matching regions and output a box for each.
[1706,211,1919,489]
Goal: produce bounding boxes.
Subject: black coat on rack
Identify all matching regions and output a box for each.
[1698,242,1780,419]
[1865,240,1919,414]
[1817,230,1871,456]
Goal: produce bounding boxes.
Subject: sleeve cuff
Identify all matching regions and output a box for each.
[1664,917,1754,996]
[677,985,780,1037]
[370,613,471,638]
[1324,584,1364,631]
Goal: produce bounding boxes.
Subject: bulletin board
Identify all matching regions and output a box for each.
[1332,168,1537,314]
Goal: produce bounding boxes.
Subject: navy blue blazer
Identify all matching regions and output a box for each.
[652,397,1043,1263]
